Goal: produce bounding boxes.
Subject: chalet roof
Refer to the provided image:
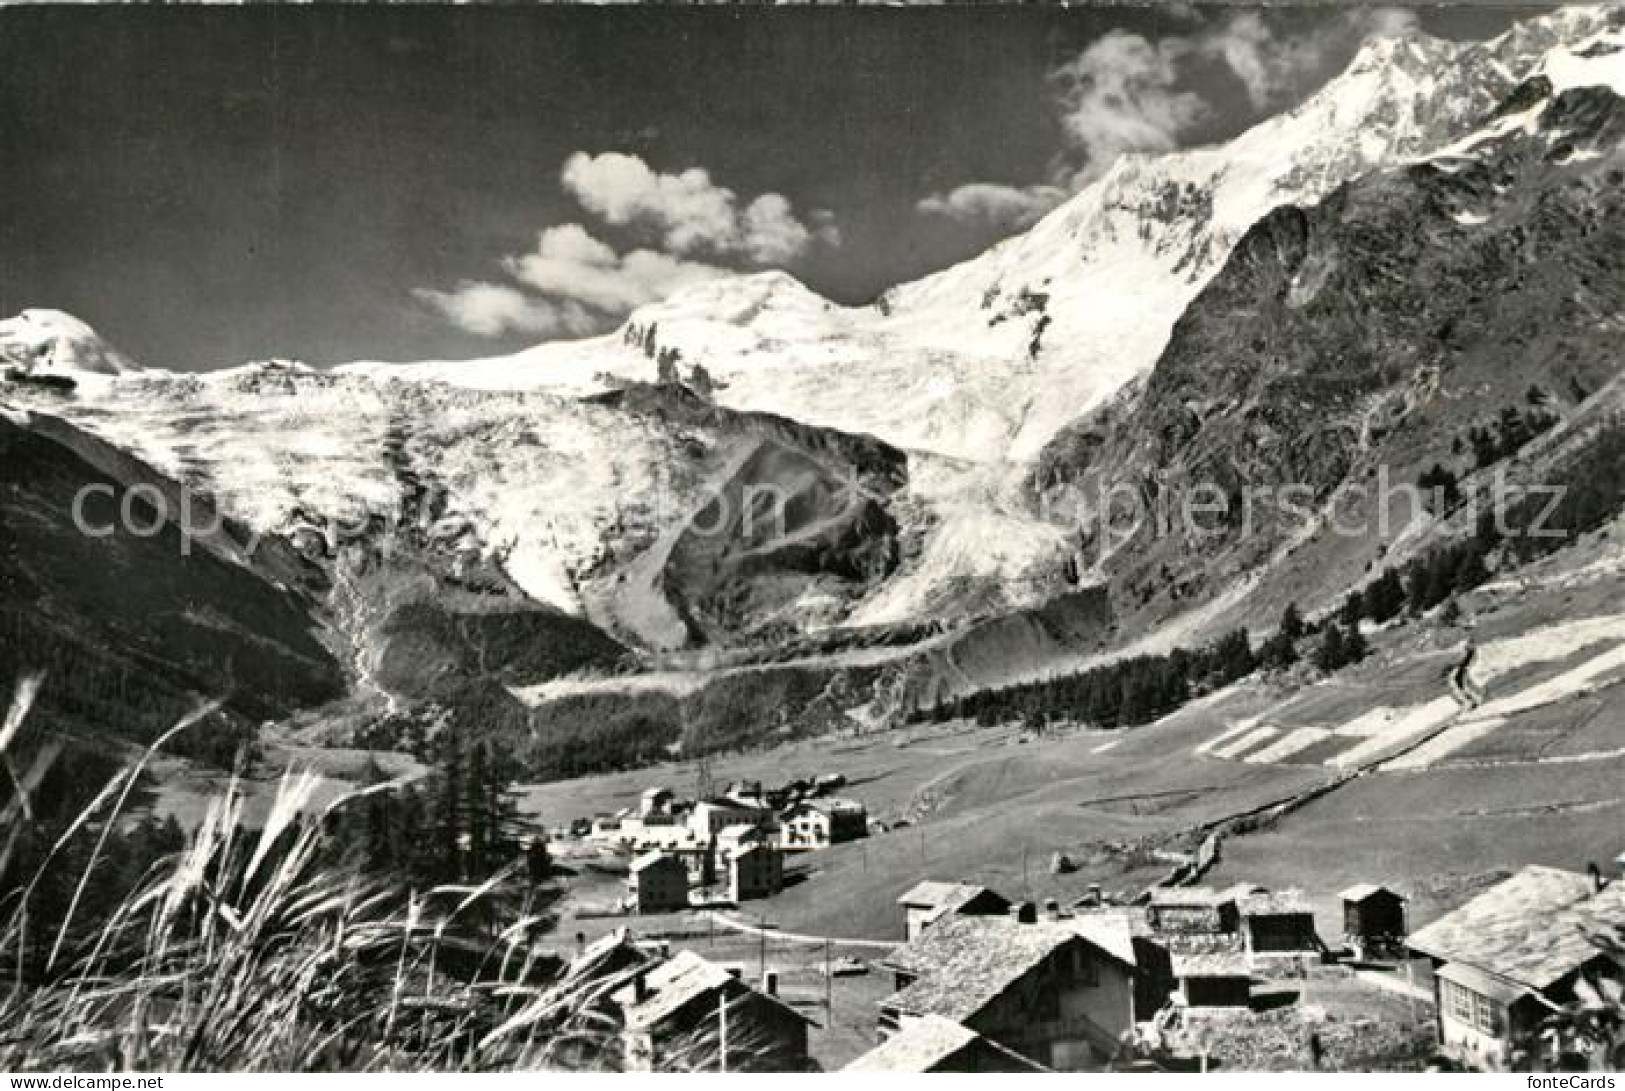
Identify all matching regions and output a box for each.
[563,928,648,984]
[1409,866,1625,992]
[1162,931,1248,962]
[821,797,867,814]
[1238,889,1311,917]
[1148,885,1245,908]
[1067,910,1140,969]
[897,880,997,911]
[1171,950,1252,978]
[630,851,682,873]
[785,797,866,819]
[696,797,758,813]
[1339,883,1406,903]
[880,916,1087,1023]
[613,950,811,1032]
[843,1014,1048,1073]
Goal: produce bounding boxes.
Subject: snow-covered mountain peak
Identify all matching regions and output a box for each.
[0,309,141,377]
[1342,26,1457,77]
[1485,3,1624,62]
[1541,27,1625,96]
[621,268,850,336]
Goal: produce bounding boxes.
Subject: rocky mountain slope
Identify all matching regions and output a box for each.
[0,405,344,759]
[1029,25,1625,649]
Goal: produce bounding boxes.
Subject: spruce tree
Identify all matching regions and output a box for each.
[1279,603,1305,643]
[1315,623,1348,673]
[1343,623,1369,663]
[1453,547,1490,593]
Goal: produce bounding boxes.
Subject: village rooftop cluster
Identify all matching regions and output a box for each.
[539,848,1625,1072]
[569,776,871,911]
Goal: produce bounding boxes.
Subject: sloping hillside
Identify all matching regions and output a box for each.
[0,408,344,756]
[1036,47,1625,647]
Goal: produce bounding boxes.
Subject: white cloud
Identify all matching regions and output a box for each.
[422,154,835,338]
[415,281,596,338]
[916,182,1068,230]
[1361,7,1421,39]
[921,9,1424,225]
[560,151,835,263]
[503,224,727,315]
[1200,13,1328,110]
[1052,29,1210,186]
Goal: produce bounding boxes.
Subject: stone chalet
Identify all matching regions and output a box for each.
[780,798,868,850]
[727,842,784,902]
[1144,885,1246,934]
[1409,865,1625,1071]
[1169,948,1253,1008]
[877,909,1138,1071]
[844,1013,1049,1072]
[627,851,689,914]
[611,950,814,1072]
[898,880,1011,941]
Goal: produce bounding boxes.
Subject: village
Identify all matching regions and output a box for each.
[523,763,1625,1073]
[565,774,872,910]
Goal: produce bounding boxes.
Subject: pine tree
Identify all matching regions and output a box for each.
[1405,566,1431,616]
[466,742,489,875]
[1279,603,1305,643]
[1439,597,1463,626]
[434,733,466,882]
[1314,623,1348,673]
[1339,592,1364,629]
[1362,569,1406,624]
[687,363,715,400]
[1343,623,1369,663]
[1261,629,1297,670]
[1453,547,1490,593]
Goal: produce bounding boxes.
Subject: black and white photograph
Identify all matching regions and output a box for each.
[1,0,1623,1076]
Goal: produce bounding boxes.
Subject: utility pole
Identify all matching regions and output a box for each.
[758,912,768,980]
[824,938,833,1027]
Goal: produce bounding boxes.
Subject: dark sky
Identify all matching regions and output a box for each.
[0,5,1545,370]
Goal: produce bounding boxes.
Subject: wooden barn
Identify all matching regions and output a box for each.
[1171,950,1252,1008]
[1237,889,1320,956]
[1339,883,1408,956]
